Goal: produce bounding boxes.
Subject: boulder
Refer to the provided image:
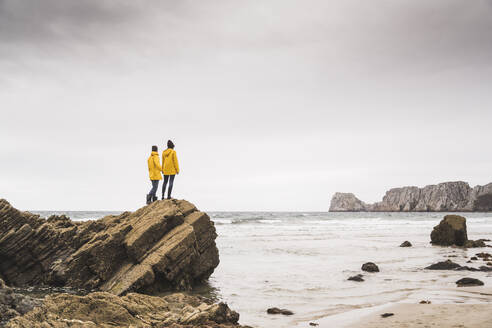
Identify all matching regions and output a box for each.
[400,241,412,247]
[347,274,364,282]
[5,291,245,328]
[430,215,468,246]
[456,278,484,287]
[0,279,42,325]
[361,262,379,272]
[425,260,461,270]
[0,199,219,295]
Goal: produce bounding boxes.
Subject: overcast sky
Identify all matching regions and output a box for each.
[1,0,491,211]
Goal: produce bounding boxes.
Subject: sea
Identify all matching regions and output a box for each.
[31,210,492,327]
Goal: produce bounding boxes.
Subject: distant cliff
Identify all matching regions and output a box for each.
[329,181,492,212]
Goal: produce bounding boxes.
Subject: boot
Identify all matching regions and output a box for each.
[152,195,157,202]
[146,194,152,205]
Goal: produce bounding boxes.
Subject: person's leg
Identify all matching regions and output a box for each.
[152,180,159,202]
[147,181,153,204]
[167,175,175,199]
[150,180,159,198]
[162,175,169,200]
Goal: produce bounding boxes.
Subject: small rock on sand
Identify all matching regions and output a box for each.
[348,274,364,282]
[456,278,484,287]
[400,241,412,247]
[267,307,294,315]
[362,262,379,272]
[381,313,394,318]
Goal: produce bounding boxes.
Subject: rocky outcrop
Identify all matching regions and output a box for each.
[430,215,468,246]
[0,199,219,295]
[329,193,368,212]
[0,279,42,325]
[429,215,487,248]
[5,291,246,328]
[329,181,492,212]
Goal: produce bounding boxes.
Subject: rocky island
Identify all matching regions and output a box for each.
[329,181,492,212]
[0,199,248,327]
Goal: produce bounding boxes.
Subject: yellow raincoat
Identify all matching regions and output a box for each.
[162,148,180,175]
[147,151,162,180]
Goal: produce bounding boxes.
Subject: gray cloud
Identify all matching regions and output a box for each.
[0,0,491,211]
[0,0,142,43]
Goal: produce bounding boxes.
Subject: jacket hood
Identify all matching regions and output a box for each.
[163,148,174,157]
[151,151,159,156]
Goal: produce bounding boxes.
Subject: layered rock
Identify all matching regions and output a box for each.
[5,291,246,328]
[0,199,219,295]
[329,181,492,212]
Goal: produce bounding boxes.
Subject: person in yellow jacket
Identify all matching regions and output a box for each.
[147,145,162,204]
[161,140,180,199]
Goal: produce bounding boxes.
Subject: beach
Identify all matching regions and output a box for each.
[30,210,492,327]
[347,302,492,328]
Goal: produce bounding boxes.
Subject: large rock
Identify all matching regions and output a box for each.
[0,199,219,295]
[329,181,492,212]
[5,291,246,328]
[430,215,468,246]
[329,193,368,212]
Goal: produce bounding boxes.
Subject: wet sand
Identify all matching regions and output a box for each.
[347,303,492,328]
[310,287,492,328]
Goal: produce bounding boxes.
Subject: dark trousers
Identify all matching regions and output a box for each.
[162,175,175,199]
[149,180,159,198]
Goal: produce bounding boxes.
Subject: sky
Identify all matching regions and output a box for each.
[1,0,492,212]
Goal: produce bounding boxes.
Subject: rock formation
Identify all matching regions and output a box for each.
[329,181,492,212]
[0,199,219,295]
[328,193,368,212]
[429,215,488,248]
[5,291,246,328]
[430,215,468,246]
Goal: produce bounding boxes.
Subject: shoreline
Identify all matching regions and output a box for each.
[345,303,492,328]
[307,287,492,328]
